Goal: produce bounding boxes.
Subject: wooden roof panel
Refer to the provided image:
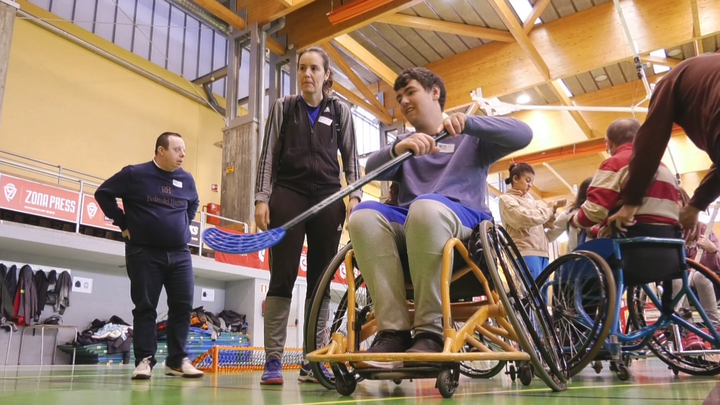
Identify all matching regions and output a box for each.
[562,75,585,97]
[470,0,511,29]
[370,22,433,66]
[537,0,561,23]
[531,153,604,195]
[536,83,560,103]
[551,0,580,18]
[603,63,626,86]
[384,25,446,63]
[576,71,599,94]
[422,0,487,50]
[349,29,409,71]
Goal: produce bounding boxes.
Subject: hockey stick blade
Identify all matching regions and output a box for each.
[203,227,286,254]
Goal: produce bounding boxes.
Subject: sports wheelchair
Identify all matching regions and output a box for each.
[304,220,568,398]
[537,224,720,379]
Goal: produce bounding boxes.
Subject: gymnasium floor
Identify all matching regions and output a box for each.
[1,359,718,405]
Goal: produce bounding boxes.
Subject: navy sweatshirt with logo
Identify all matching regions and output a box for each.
[95,161,199,249]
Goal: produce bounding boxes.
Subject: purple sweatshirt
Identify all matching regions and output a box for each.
[366,115,533,213]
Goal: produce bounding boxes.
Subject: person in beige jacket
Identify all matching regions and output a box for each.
[499,163,564,278]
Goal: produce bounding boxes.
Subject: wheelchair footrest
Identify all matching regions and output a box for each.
[356,366,449,380]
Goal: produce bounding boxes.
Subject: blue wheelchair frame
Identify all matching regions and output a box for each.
[549,236,720,369]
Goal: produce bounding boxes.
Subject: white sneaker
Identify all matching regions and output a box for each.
[132,356,153,380]
[165,357,205,378]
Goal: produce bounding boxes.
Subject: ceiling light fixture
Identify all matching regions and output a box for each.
[650,49,667,58]
[594,74,608,82]
[653,64,671,74]
[667,49,682,57]
[559,80,573,98]
[516,94,531,104]
[328,0,395,25]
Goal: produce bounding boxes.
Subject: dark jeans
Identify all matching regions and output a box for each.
[125,245,194,368]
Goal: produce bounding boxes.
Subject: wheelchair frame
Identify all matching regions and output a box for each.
[305,220,567,397]
[543,236,720,380]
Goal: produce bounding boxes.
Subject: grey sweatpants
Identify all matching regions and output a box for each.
[672,271,720,329]
[348,199,473,335]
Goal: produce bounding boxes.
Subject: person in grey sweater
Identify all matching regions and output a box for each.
[347,67,532,368]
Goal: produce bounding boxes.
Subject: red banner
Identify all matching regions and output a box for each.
[213,227,355,285]
[332,260,357,285]
[0,174,79,222]
[213,227,272,271]
[81,194,122,231]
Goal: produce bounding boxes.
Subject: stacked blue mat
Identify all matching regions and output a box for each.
[57,328,251,365]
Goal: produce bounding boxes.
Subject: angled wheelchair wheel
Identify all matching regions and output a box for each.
[536,250,616,377]
[305,243,374,389]
[477,220,567,391]
[628,260,720,376]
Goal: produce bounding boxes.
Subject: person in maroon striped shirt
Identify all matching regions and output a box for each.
[570,118,680,235]
[609,54,720,231]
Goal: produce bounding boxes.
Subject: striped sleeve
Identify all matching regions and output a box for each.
[255,98,285,204]
[574,162,626,228]
[633,164,679,223]
[336,99,363,202]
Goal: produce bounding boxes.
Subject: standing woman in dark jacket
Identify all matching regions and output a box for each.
[254,46,362,385]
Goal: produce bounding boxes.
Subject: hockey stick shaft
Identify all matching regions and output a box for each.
[282,130,451,231]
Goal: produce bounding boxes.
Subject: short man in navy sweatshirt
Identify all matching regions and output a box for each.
[95,132,203,380]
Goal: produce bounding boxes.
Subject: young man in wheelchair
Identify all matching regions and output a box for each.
[347,67,533,367]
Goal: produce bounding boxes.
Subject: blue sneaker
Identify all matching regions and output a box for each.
[298,362,334,383]
[260,357,284,385]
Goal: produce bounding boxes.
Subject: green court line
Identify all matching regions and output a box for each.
[1,371,716,404]
[275,380,718,405]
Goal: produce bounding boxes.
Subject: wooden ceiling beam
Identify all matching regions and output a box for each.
[489,0,596,140]
[542,190,574,200]
[523,0,552,34]
[236,0,318,27]
[489,127,686,174]
[333,34,397,86]
[641,55,681,68]
[333,82,393,125]
[266,37,286,56]
[488,0,550,79]
[548,80,597,139]
[192,0,245,30]
[281,0,423,50]
[377,14,515,42]
[321,42,391,121]
[690,0,704,55]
